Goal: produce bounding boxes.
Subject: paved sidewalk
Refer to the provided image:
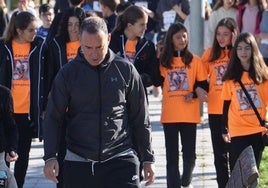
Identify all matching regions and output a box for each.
[20,94,217,188]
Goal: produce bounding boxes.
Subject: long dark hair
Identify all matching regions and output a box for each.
[209,17,238,62]
[112,5,146,34]
[0,6,7,37]
[2,11,37,43]
[222,32,268,84]
[160,23,193,69]
[57,7,85,43]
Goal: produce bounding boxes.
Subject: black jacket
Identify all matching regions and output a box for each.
[0,85,18,153]
[43,49,154,163]
[0,37,48,139]
[47,36,68,91]
[109,32,159,88]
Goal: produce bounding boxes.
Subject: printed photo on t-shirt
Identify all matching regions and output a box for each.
[168,69,189,91]
[214,64,227,85]
[13,58,29,80]
[236,85,261,110]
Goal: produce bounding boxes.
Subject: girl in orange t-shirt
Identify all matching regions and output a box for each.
[0,11,47,188]
[221,32,268,170]
[48,7,86,83]
[158,23,208,188]
[109,5,159,100]
[201,17,237,188]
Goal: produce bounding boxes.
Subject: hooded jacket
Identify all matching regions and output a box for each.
[43,49,154,163]
[0,37,48,140]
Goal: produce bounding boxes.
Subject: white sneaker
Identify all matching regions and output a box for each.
[181,184,193,188]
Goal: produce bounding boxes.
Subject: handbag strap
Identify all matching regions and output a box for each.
[238,80,264,127]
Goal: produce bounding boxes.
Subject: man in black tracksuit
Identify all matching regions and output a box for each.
[43,17,155,188]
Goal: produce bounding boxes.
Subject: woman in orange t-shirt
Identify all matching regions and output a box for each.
[201,17,237,188]
[221,32,268,170]
[158,23,208,188]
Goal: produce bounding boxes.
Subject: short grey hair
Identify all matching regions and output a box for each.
[80,17,108,35]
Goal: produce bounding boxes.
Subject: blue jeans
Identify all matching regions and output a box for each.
[63,153,140,188]
[209,114,230,188]
[163,123,196,187]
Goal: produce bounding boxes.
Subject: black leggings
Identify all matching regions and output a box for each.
[208,114,230,188]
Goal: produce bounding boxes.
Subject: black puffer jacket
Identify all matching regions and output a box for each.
[43,49,154,163]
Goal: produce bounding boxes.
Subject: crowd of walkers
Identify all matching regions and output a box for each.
[0,0,268,188]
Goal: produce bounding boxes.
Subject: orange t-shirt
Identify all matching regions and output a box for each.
[125,39,137,63]
[201,48,230,114]
[66,40,80,62]
[11,40,31,114]
[160,55,207,123]
[221,72,268,137]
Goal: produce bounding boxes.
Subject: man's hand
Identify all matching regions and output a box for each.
[143,163,155,186]
[43,158,59,183]
[6,151,18,162]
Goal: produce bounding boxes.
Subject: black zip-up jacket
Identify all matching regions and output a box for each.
[0,37,48,140]
[47,36,68,92]
[43,49,155,163]
[0,85,18,153]
[109,32,160,88]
